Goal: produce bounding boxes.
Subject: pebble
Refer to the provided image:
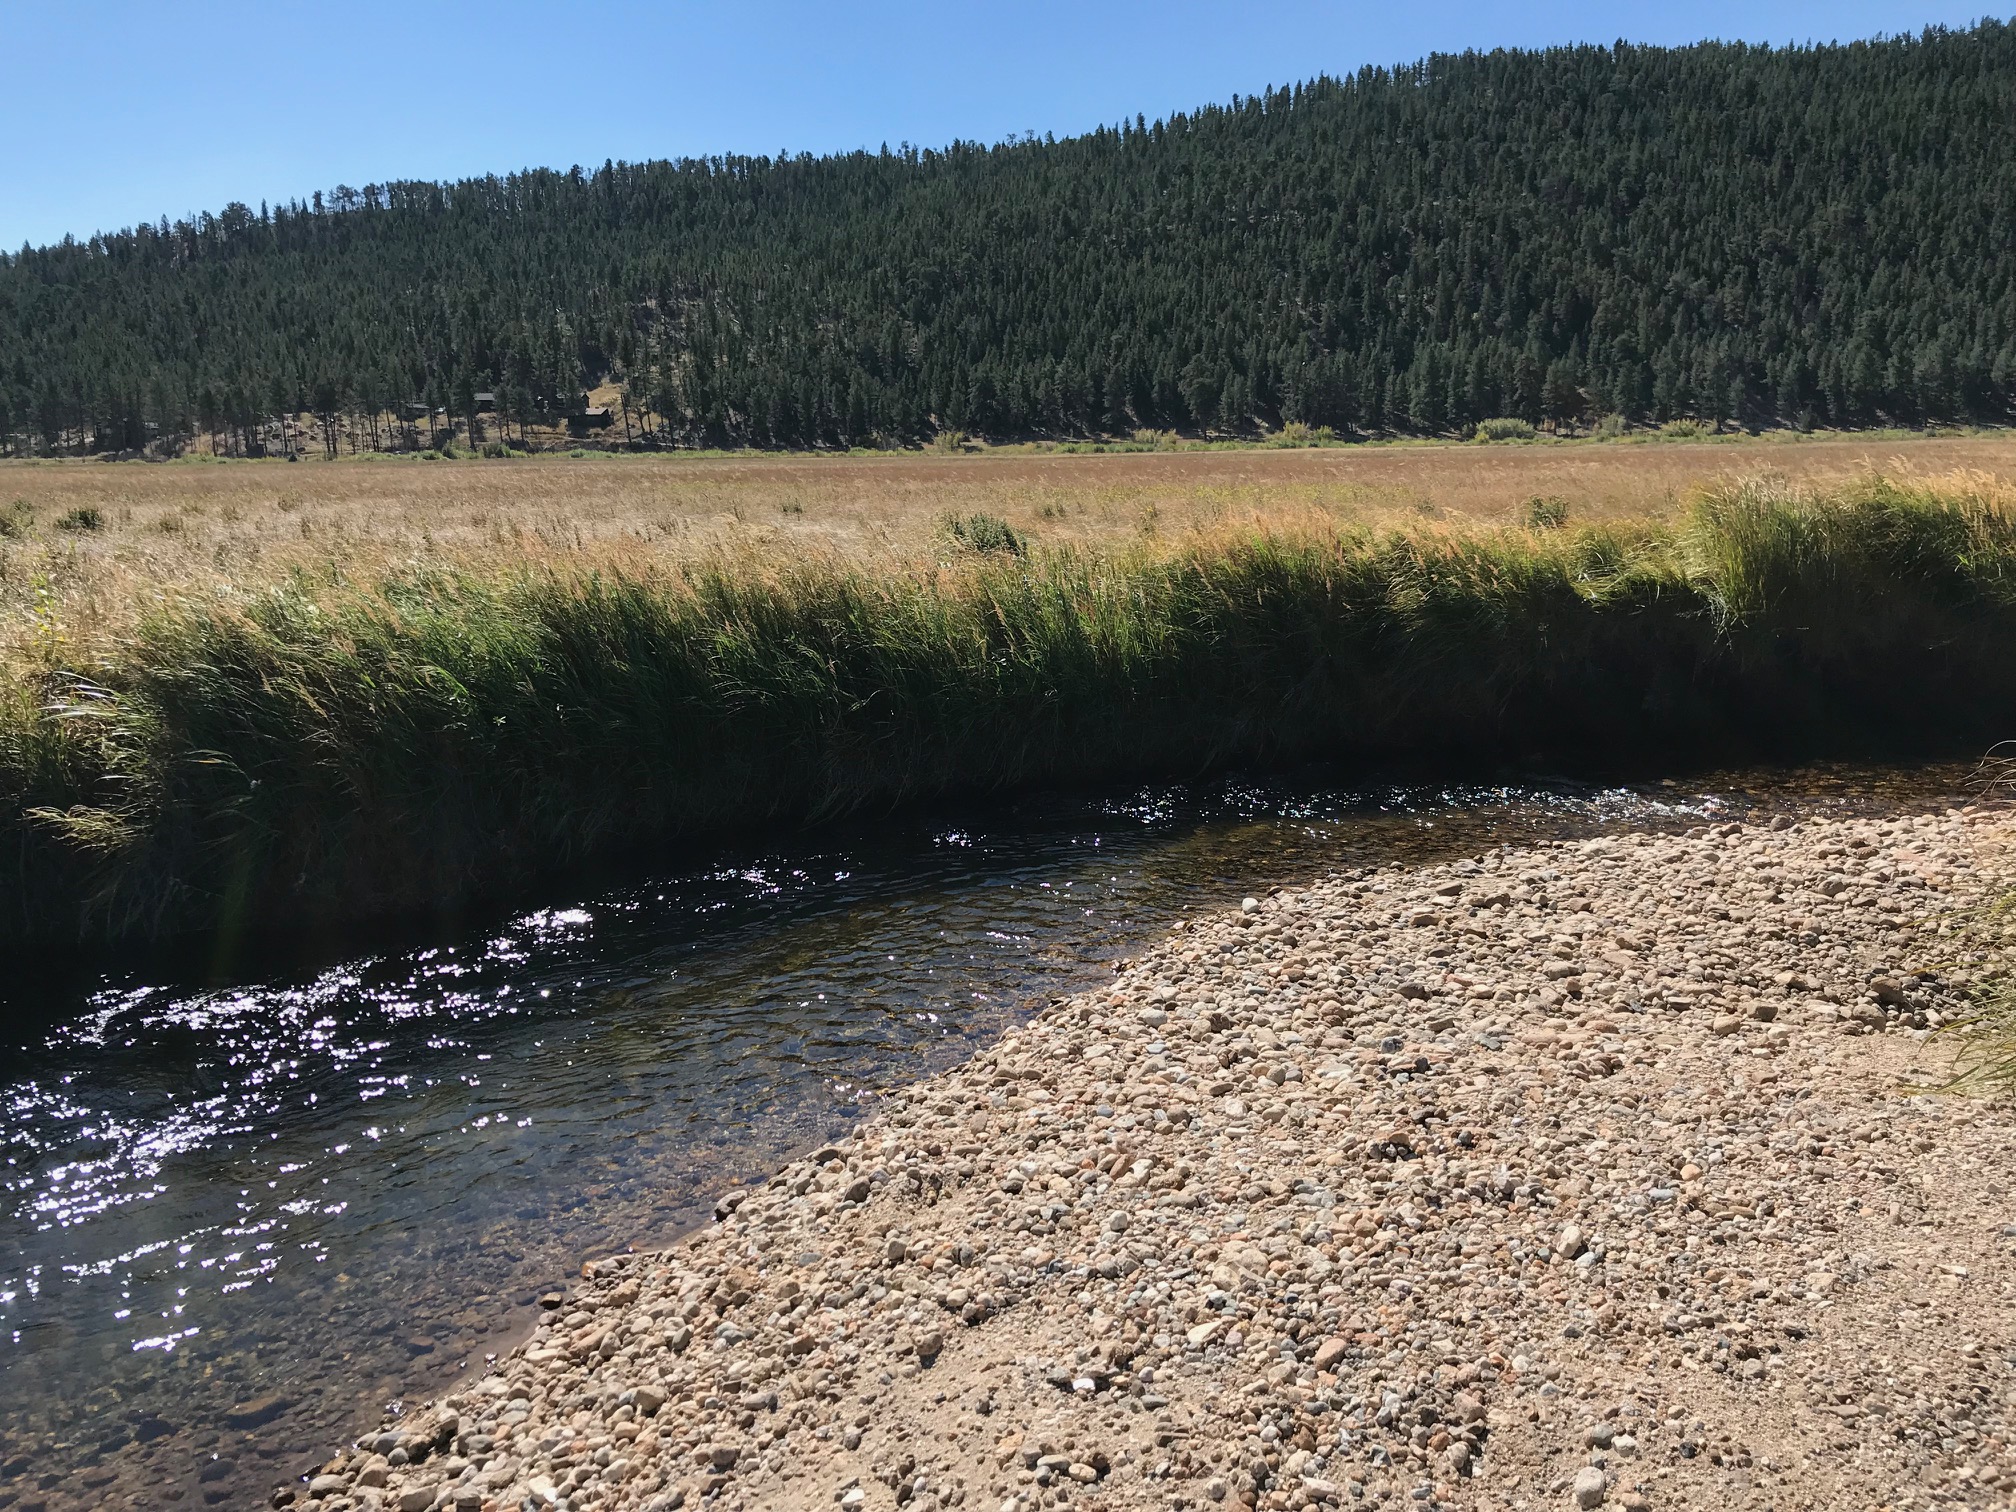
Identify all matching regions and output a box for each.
[321,807,2016,1512]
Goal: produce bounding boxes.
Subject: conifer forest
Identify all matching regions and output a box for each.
[2,21,2013,456]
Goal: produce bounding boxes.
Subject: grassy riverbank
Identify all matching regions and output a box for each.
[5,474,2015,948]
[8,434,2016,663]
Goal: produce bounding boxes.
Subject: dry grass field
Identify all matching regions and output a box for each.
[3,432,2016,664]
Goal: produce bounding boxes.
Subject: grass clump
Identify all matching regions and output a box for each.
[1524,496,1570,529]
[937,512,1026,555]
[0,499,31,538]
[4,474,2016,948]
[1938,752,2016,1094]
[55,506,104,532]
[1942,920,2016,1092]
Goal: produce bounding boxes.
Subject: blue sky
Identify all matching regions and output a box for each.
[2,1,2001,251]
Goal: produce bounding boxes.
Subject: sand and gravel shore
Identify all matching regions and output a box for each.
[282,803,2016,1512]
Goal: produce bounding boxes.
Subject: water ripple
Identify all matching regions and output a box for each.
[0,765,1960,1509]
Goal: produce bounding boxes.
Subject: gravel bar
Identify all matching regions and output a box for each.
[284,804,2016,1512]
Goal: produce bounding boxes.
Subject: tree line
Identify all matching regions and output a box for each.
[3,19,2013,456]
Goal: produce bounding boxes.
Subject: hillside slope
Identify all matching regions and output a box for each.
[3,21,2014,453]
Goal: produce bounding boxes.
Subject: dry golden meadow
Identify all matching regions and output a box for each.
[5,432,2016,665]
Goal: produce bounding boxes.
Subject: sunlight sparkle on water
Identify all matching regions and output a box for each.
[0,764,1946,1512]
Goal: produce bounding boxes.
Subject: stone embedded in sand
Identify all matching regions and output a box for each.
[325,807,2016,1512]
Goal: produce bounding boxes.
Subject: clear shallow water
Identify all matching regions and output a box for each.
[0,765,1970,1511]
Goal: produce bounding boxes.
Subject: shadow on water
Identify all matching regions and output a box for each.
[0,760,1978,1511]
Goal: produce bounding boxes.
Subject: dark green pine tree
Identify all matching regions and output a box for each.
[2,20,2013,455]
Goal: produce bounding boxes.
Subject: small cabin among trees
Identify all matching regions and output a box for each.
[566,406,613,436]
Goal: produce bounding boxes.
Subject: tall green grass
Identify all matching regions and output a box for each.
[6,476,2016,948]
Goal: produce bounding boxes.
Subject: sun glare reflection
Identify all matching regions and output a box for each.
[0,764,1952,1512]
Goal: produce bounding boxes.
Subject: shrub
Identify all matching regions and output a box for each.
[1130,428,1179,450]
[55,507,104,532]
[1593,413,1629,439]
[937,512,1026,555]
[1524,496,1570,529]
[1271,421,1338,447]
[1474,417,1537,442]
[481,442,509,459]
[0,499,31,538]
[930,429,971,453]
[1660,418,1711,440]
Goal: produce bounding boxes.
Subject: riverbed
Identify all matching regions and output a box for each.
[0,764,1970,1512]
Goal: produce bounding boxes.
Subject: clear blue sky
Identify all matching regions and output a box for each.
[2,1,2001,251]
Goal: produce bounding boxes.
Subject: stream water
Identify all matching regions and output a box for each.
[0,763,1974,1512]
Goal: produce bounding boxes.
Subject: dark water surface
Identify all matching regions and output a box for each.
[0,764,1973,1511]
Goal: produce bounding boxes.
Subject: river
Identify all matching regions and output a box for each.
[0,763,1971,1512]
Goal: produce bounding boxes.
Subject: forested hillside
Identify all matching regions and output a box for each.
[4,20,2014,455]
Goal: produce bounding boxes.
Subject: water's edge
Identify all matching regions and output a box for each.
[0,762,1976,1512]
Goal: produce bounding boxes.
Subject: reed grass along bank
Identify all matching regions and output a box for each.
[4,477,2015,948]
